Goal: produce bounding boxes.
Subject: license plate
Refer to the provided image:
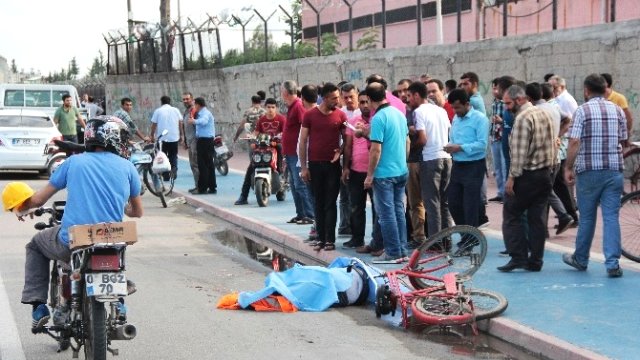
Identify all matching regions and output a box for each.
[215,144,229,155]
[12,138,41,146]
[85,272,127,296]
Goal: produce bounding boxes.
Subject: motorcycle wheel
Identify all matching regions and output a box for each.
[143,169,168,207]
[255,178,269,207]
[83,294,107,360]
[216,160,229,176]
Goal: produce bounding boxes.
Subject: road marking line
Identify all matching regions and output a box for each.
[0,271,26,360]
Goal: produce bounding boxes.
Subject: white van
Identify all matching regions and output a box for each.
[0,83,84,119]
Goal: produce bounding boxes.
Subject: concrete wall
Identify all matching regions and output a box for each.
[106,19,640,140]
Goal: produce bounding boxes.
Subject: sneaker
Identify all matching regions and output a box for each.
[234,197,248,205]
[562,253,587,271]
[555,217,574,235]
[32,304,50,329]
[488,196,503,203]
[372,253,406,264]
[607,266,623,278]
[52,305,69,326]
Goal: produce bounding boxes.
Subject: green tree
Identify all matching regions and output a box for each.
[68,57,79,79]
[282,0,302,43]
[320,33,340,56]
[10,59,17,73]
[356,28,379,50]
[88,51,107,77]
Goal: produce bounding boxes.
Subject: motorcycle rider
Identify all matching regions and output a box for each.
[235,98,285,205]
[2,116,143,330]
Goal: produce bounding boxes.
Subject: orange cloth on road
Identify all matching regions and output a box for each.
[217,292,298,313]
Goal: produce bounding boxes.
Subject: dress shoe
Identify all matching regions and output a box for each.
[556,217,574,235]
[527,263,542,272]
[188,187,198,193]
[342,240,364,249]
[356,245,373,254]
[234,197,248,205]
[497,261,528,272]
[370,249,385,257]
[190,189,206,195]
[207,189,217,194]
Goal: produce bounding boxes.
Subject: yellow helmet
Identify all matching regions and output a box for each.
[2,182,35,211]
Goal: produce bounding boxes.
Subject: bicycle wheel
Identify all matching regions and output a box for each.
[620,191,640,262]
[623,147,640,194]
[407,225,487,290]
[470,289,508,321]
[411,294,474,326]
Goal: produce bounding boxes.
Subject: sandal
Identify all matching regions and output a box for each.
[313,242,325,251]
[324,243,335,251]
[296,217,314,225]
[287,217,301,224]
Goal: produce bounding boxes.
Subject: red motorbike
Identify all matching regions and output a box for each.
[250,134,286,207]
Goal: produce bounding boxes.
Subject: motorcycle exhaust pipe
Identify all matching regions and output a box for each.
[111,324,137,340]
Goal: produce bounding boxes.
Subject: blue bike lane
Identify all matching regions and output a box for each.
[168,157,637,360]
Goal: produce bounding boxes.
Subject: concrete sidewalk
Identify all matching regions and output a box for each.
[171,149,638,360]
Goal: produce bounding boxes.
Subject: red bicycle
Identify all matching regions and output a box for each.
[375,226,508,332]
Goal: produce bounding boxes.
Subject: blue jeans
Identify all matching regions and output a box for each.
[285,155,314,219]
[491,141,506,197]
[373,174,408,257]
[573,170,623,270]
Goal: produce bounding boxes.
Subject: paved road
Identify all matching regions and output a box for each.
[0,174,531,360]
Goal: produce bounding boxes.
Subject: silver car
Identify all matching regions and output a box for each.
[0,109,62,176]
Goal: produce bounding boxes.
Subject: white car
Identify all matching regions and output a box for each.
[0,109,63,176]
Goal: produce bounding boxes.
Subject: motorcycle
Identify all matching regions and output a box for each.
[129,130,174,208]
[213,135,233,176]
[44,140,86,176]
[31,202,137,360]
[250,134,286,207]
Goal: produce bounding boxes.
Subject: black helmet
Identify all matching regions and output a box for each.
[84,115,130,158]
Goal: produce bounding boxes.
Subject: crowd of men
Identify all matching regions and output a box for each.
[98,69,630,275]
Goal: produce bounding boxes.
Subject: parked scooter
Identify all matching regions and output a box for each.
[213,135,233,176]
[250,134,286,207]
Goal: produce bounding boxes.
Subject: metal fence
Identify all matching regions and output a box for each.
[105,18,223,75]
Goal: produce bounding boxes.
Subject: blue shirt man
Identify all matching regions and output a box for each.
[193,106,216,138]
[445,89,490,228]
[364,83,409,263]
[188,97,217,194]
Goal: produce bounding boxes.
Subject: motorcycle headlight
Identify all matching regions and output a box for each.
[252,154,262,163]
[262,153,272,162]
